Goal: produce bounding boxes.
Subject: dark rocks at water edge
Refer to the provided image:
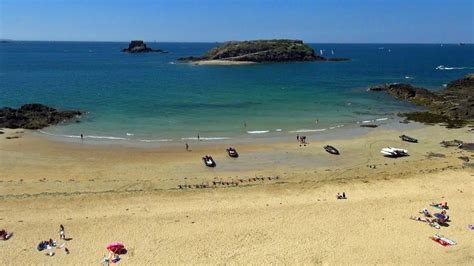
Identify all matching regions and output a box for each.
[178,39,351,63]
[121,40,168,53]
[0,104,82,129]
[368,74,474,127]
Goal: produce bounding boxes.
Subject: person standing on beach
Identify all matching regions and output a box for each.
[80,134,83,141]
[197,134,200,141]
[59,224,65,240]
[297,135,299,142]
[185,143,189,151]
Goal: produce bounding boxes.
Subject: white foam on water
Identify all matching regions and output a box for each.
[289,128,327,133]
[361,120,373,123]
[87,135,128,140]
[329,127,336,130]
[247,130,269,134]
[126,133,134,136]
[181,137,230,140]
[436,65,474,70]
[275,129,282,132]
[39,130,81,139]
[376,117,388,121]
[139,139,173,143]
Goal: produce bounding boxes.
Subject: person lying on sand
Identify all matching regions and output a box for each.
[419,208,431,217]
[410,216,440,228]
[430,202,448,209]
[0,229,12,240]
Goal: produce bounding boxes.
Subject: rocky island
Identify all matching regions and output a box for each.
[178,39,350,64]
[0,103,82,129]
[368,74,474,127]
[121,40,167,53]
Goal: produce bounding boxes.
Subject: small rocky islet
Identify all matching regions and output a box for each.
[0,103,82,129]
[178,39,350,63]
[121,40,167,53]
[368,74,474,127]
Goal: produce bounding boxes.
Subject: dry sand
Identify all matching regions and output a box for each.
[0,125,473,264]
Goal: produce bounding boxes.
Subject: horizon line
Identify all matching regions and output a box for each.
[1,39,472,45]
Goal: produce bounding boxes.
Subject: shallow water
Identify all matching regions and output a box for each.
[1,42,473,143]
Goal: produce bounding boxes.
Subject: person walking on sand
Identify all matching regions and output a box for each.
[59,224,65,240]
[80,133,84,141]
[185,143,189,151]
[297,135,299,142]
[197,134,200,141]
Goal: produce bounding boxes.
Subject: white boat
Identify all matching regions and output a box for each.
[381,147,408,157]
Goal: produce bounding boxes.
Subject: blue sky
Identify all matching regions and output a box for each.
[1,0,472,43]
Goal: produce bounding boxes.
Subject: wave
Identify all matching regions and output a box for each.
[39,130,128,141]
[275,129,282,132]
[361,120,373,123]
[87,135,128,140]
[181,137,230,140]
[126,133,134,136]
[139,139,173,143]
[39,130,81,139]
[436,65,474,70]
[289,128,326,133]
[247,130,269,134]
[376,117,388,121]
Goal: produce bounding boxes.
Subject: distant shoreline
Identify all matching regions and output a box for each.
[189,59,256,65]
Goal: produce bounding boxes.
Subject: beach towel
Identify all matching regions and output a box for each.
[435,234,457,245]
[430,237,451,247]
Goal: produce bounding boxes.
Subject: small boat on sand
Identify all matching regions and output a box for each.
[400,134,418,143]
[380,147,409,157]
[324,145,340,155]
[202,156,216,167]
[226,147,239,158]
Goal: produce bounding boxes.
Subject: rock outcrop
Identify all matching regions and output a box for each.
[368,74,474,127]
[0,104,82,129]
[178,39,350,63]
[121,40,167,53]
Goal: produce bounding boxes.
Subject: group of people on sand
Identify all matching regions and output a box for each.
[410,202,450,229]
[36,225,70,256]
[297,135,307,146]
[336,192,347,199]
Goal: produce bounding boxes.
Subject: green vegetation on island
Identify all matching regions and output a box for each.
[178,39,350,63]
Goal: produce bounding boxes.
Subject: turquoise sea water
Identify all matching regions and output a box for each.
[1,42,473,143]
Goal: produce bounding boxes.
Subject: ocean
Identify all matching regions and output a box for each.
[1,42,473,144]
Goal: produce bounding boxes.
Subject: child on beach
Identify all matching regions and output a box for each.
[59,224,65,240]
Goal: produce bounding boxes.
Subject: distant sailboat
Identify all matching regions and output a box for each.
[320,49,324,55]
[331,49,335,55]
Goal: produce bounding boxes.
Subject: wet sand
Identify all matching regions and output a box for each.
[0,125,472,264]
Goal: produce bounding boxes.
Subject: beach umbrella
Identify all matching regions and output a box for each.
[107,242,126,253]
[434,213,446,220]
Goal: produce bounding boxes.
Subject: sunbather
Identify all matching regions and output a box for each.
[0,229,12,240]
[420,208,431,217]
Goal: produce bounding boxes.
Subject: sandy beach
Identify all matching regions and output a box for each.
[0,125,473,264]
[190,59,256,65]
